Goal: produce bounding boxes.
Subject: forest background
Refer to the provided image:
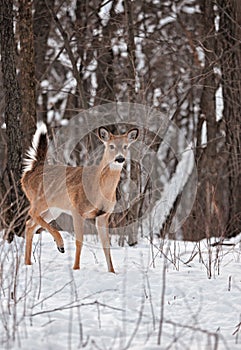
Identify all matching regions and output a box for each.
[0,0,240,244]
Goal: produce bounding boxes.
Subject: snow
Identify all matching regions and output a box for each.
[216,85,224,122]
[196,46,205,68]
[1,231,241,350]
[159,16,176,29]
[99,0,113,26]
[201,120,207,146]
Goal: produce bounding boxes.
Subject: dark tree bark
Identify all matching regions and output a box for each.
[183,0,241,241]
[33,0,54,123]
[95,0,117,104]
[195,0,219,240]
[33,0,54,83]
[182,1,223,241]
[218,0,241,236]
[124,0,136,103]
[0,0,23,240]
[19,0,37,152]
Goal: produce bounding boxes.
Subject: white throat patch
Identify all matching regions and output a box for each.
[109,162,124,170]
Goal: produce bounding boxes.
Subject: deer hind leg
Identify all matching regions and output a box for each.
[72,210,84,270]
[25,218,38,265]
[95,214,115,273]
[29,209,65,253]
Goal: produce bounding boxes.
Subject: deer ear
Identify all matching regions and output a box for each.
[127,128,139,143]
[98,127,110,142]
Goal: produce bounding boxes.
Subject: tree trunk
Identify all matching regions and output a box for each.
[19,0,37,152]
[95,0,117,104]
[33,0,54,83]
[124,0,136,103]
[182,1,221,241]
[183,0,241,241]
[33,0,54,123]
[219,0,241,236]
[0,0,24,240]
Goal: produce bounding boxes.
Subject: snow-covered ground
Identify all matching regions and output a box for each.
[1,231,241,350]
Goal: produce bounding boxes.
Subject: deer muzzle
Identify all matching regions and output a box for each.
[115,155,125,163]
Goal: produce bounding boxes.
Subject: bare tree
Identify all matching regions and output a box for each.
[218,0,241,237]
[0,0,38,240]
[19,0,37,152]
[33,0,55,123]
[182,1,222,241]
[0,0,23,240]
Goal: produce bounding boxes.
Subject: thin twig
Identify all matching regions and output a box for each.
[30,300,123,317]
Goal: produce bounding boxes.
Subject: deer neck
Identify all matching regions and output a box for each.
[98,160,122,195]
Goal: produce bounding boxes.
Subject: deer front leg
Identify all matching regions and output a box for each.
[95,214,115,273]
[72,210,84,270]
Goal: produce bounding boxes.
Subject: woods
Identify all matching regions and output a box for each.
[0,0,240,243]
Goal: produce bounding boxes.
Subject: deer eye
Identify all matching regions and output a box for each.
[109,144,115,150]
[123,144,128,150]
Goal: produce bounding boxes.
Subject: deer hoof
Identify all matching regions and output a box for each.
[57,246,65,253]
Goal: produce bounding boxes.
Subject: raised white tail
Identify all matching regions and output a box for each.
[23,122,48,172]
[21,124,139,272]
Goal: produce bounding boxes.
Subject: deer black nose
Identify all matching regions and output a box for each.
[115,155,125,163]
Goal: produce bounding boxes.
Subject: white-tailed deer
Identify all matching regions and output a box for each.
[21,123,139,273]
